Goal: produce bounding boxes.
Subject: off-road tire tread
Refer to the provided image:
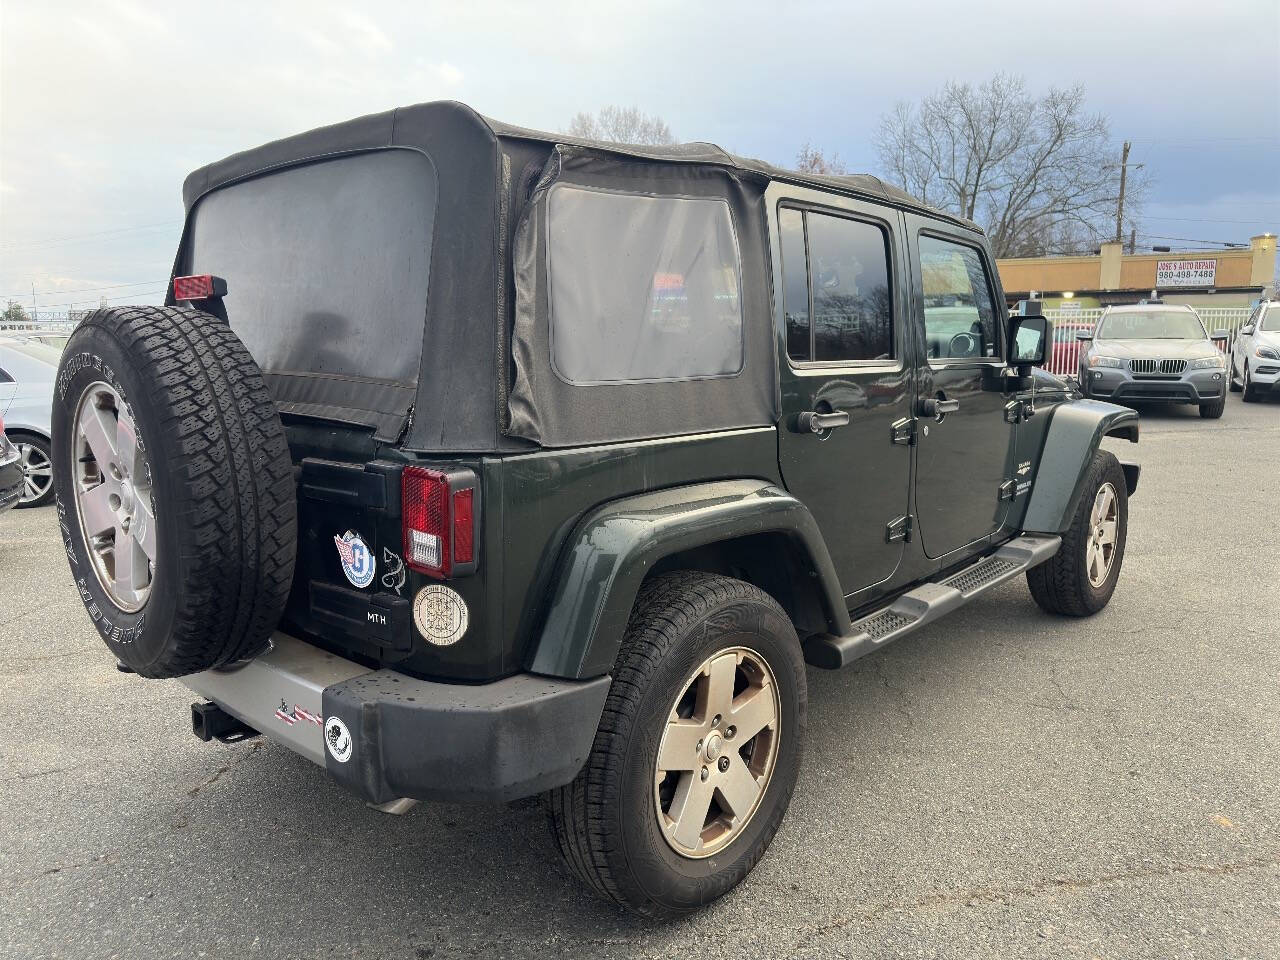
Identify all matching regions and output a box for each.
[547,572,795,917]
[66,306,295,677]
[1026,450,1125,617]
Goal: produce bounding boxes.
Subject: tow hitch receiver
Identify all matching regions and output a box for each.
[191,700,260,744]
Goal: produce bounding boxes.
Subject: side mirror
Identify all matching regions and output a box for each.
[1239,324,1255,336]
[1008,314,1049,367]
[1075,330,1094,342]
[1211,329,1230,342]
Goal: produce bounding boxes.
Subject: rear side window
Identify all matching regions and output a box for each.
[779,207,894,364]
[918,235,998,359]
[546,185,744,384]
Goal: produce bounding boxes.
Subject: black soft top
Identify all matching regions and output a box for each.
[183,101,974,230]
[177,102,979,452]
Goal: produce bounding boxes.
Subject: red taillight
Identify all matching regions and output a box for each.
[172,274,227,301]
[402,466,479,579]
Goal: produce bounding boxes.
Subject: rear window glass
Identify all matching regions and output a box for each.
[546,185,744,384]
[186,149,436,386]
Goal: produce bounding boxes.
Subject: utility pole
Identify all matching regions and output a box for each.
[1114,141,1130,244]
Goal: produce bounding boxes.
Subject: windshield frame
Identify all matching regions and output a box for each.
[1095,308,1208,341]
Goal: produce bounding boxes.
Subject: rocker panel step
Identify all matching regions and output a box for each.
[803,534,1061,669]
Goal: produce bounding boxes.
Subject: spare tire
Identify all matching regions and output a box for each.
[52,305,296,678]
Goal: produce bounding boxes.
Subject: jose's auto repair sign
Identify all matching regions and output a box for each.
[1156,259,1216,287]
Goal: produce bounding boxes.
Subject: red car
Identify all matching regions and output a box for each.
[1047,321,1094,380]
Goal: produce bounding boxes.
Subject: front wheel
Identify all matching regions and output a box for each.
[12,433,54,507]
[1026,450,1128,617]
[1199,394,1225,419]
[1242,363,1261,403]
[548,572,806,917]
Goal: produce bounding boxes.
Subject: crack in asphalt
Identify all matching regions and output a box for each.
[786,854,1280,953]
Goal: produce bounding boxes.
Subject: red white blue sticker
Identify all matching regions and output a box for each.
[334,530,376,588]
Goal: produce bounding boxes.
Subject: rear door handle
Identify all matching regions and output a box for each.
[919,397,960,420]
[796,410,851,433]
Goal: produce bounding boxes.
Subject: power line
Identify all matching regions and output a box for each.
[2,279,167,299]
[1138,234,1251,247]
[1143,215,1274,225]
[30,287,170,311]
[0,220,182,249]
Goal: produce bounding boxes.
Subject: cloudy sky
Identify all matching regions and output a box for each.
[3,0,1277,314]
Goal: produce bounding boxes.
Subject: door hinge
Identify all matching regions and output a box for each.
[885,514,913,543]
[997,479,1018,501]
[1004,399,1037,424]
[890,416,917,446]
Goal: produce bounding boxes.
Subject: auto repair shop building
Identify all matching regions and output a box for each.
[997,233,1276,312]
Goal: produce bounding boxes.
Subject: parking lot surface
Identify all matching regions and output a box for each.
[2,397,1278,960]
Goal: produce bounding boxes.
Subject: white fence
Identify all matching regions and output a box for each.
[1039,306,1252,381]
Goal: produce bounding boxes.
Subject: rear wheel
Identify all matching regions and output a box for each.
[12,433,54,507]
[1026,450,1128,617]
[549,572,806,917]
[1229,358,1243,392]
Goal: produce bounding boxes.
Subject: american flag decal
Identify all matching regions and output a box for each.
[334,535,356,567]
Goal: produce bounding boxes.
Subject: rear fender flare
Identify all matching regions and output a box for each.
[526,479,850,679]
[1022,399,1139,534]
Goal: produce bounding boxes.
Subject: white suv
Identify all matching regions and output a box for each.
[1230,301,1280,402]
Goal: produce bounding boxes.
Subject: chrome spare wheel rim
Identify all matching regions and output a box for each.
[654,646,780,859]
[16,442,52,504]
[1086,482,1119,589]
[72,382,156,612]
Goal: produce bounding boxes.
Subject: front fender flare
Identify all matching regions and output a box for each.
[1022,399,1139,535]
[527,479,849,679]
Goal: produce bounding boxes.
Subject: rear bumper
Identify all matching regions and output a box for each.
[181,633,610,805]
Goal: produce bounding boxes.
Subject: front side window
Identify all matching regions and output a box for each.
[779,207,893,363]
[0,367,12,384]
[918,235,998,360]
[546,185,744,384]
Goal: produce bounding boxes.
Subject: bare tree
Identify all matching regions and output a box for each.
[566,106,676,145]
[794,142,846,175]
[875,74,1144,258]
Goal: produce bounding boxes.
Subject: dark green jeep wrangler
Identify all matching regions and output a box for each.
[52,101,1140,917]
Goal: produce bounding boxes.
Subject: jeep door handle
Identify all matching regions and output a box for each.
[796,410,851,433]
[919,397,960,420]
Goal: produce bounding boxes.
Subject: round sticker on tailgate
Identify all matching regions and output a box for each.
[413,584,468,646]
[324,716,353,763]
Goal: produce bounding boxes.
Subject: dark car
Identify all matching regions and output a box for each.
[1077,303,1230,418]
[52,102,1140,917]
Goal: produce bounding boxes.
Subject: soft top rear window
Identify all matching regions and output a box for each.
[186,149,436,389]
[546,185,744,385]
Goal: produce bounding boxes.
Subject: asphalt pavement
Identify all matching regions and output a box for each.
[2,395,1278,959]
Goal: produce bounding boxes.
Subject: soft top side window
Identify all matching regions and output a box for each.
[918,234,999,361]
[546,185,745,385]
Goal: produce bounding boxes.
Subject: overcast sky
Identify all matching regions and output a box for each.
[3,0,1278,313]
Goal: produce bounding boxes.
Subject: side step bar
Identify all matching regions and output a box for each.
[803,534,1061,670]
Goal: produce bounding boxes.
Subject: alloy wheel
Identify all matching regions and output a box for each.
[16,441,53,505]
[1086,482,1119,589]
[654,646,780,858]
[71,381,157,612]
